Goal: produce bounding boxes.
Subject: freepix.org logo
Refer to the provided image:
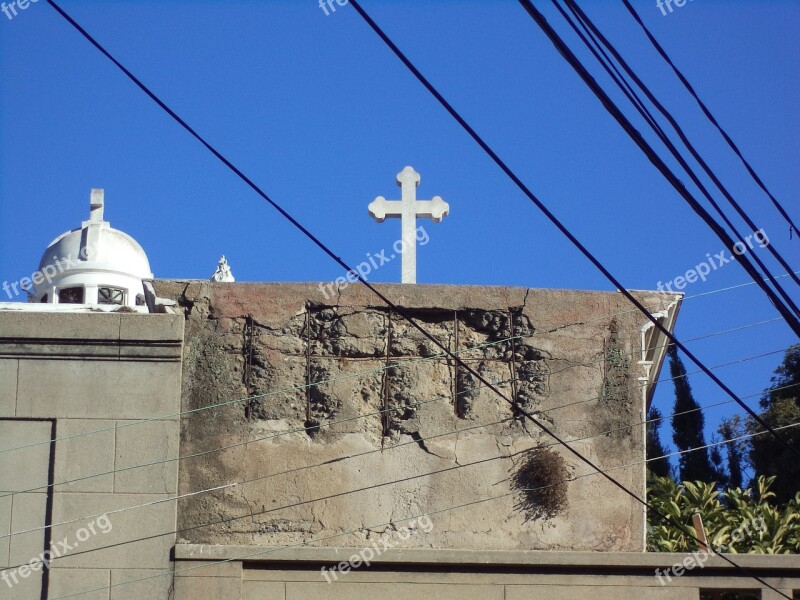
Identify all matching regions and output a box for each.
[1,514,113,589]
[656,228,769,293]
[320,515,434,583]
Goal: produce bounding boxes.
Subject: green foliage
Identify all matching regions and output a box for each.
[746,344,800,503]
[747,397,800,504]
[647,474,800,554]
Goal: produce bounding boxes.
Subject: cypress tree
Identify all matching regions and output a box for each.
[668,344,716,483]
[646,405,672,479]
[718,416,745,490]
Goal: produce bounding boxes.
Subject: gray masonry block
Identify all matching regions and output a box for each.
[114,420,179,494]
[8,493,47,568]
[54,419,116,493]
[48,567,110,600]
[0,566,43,600]
[50,493,175,570]
[16,360,181,419]
[504,585,693,599]
[173,560,242,578]
[110,568,173,600]
[174,575,242,600]
[0,496,10,569]
[0,420,51,493]
[0,360,16,418]
[284,582,503,600]
[241,581,286,600]
[119,314,183,342]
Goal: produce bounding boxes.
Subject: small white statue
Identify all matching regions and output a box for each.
[210,255,235,282]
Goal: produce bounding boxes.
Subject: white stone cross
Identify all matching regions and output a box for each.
[368,166,449,284]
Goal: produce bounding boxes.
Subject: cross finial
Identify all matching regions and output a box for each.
[368,166,449,284]
[90,188,105,223]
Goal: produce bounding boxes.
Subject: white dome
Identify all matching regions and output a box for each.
[38,225,152,279]
[34,189,153,308]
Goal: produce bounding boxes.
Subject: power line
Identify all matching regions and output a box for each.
[4,416,512,544]
[0,283,777,459]
[558,0,800,300]
[38,419,800,600]
[687,269,798,302]
[0,335,517,454]
[43,2,794,592]
[620,0,800,240]
[7,371,796,555]
[1,271,791,458]
[0,375,514,498]
[9,375,798,543]
[7,360,800,544]
[517,0,800,334]
[2,327,782,498]
[508,0,800,453]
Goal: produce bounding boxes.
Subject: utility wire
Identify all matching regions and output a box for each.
[19,401,595,539]
[0,281,775,458]
[38,4,704,497]
[558,0,800,301]
[3,266,793,458]
[348,0,799,451]
[538,270,799,332]
[8,376,798,543]
[620,0,800,240]
[517,0,800,334]
[37,419,800,600]
[0,336,516,454]
[0,376,514,498]
[44,2,795,593]
[43,0,795,463]
[505,0,800,451]
[1,329,782,498]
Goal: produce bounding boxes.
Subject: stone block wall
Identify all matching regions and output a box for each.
[0,311,183,599]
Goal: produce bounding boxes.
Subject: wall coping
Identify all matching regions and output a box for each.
[174,544,800,571]
[0,311,184,360]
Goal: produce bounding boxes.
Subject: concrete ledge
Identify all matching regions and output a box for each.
[174,545,800,571]
[0,312,183,361]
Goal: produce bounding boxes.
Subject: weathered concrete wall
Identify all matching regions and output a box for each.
[155,281,678,554]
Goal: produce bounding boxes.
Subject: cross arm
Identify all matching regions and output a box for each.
[368,196,403,222]
[414,196,449,223]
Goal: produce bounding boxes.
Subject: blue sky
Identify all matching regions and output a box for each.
[1,0,798,466]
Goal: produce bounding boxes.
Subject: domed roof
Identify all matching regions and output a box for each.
[33,189,153,306]
[38,223,152,279]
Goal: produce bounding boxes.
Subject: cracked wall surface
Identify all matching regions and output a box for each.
[153,281,678,553]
